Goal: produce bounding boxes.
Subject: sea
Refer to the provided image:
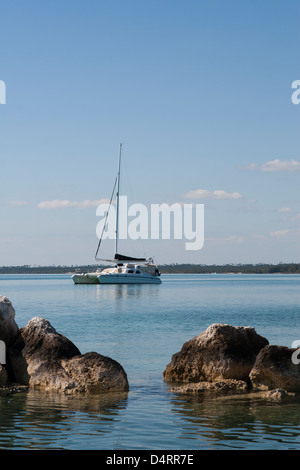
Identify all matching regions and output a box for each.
[0,273,299,450]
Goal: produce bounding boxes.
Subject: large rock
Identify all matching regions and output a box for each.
[249,345,300,392]
[0,296,19,346]
[61,352,129,393]
[164,323,269,383]
[9,317,81,386]
[8,317,129,394]
[0,295,129,394]
[0,365,8,386]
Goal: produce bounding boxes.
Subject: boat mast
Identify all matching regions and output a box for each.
[115,143,122,255]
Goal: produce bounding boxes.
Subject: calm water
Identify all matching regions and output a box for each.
[0,273,300,450]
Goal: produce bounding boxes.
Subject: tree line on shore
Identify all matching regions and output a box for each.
[0,263,299,274]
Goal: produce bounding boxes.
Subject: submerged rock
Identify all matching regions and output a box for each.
[169,379,248,395]
[262,389,296,401]
[249,345,300,392]
[164,323,268,384]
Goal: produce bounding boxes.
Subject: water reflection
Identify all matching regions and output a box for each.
[169,392,300,449]
[0,389,128,449]
[72,282,162,304]
[95,283,161,301]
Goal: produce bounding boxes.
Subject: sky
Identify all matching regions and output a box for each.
[1,0,299,266]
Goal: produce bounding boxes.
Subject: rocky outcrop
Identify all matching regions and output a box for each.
[164,324,300,399]
[0,296,19,346]
[249,345,300,392]
[164,323,268,383]
[0,295,19,387]
[0,296,129,394]
[9,317,81,386]
[8,317,129,394]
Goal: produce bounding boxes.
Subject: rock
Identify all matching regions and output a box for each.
[249,345,300,392]
[164,323,268,383]
[8,317,129,394]
[169,379,248,395]
[61,352,129,393]
[0,296,129,394]
[0,296,19,346]
[9,317,80,385]
[0,365,8,387]
[262,389,295,401]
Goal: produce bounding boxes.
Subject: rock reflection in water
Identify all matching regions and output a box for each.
[0,389,128,449]
[169,392,300,449]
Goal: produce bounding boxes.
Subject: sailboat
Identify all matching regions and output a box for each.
[72,144,162,285]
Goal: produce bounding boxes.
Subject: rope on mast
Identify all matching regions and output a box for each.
[94,175,118,260]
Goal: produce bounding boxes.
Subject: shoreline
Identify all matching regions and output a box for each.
[0,263,299,275]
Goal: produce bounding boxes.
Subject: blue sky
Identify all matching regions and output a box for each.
[1,0,299,266]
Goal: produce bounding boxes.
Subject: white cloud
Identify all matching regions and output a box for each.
[38,200,78,209]
[290,212,300,221]
[243,159,300,172]
[226,235,245,243]
[278,207,291,213]
[184,189,243,200]
[206,234,245,244]
[270,229,290,237]
[38,199,110,209]
[77,199,111,209]
[7,201,28,206]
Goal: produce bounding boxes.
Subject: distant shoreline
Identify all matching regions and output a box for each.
[0,263,299,275]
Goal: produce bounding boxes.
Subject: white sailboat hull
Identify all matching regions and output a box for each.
[72,273,100,284]
[97,273,162,284]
